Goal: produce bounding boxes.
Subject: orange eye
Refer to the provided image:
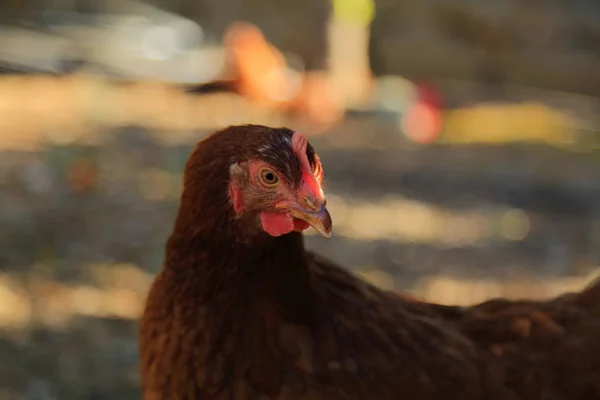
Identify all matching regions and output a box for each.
[258,168,280,187]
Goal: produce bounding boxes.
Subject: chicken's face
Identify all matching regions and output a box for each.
[228,132,332,238]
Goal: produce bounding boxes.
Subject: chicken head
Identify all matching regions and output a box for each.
[228,131,331,238]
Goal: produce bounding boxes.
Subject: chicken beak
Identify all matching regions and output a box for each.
[288,202,332,238]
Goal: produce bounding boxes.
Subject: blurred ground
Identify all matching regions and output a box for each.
[0,75,600,399]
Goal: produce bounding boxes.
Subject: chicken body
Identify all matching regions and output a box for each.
[140,125,600,400]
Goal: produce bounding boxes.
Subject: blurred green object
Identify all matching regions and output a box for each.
[333,0,375,25]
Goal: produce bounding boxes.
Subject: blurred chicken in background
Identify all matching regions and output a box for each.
[188,21,344,129]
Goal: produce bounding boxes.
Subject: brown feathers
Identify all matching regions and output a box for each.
[140,125,600,400]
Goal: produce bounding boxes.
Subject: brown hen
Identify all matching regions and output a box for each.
[139,124,600,400]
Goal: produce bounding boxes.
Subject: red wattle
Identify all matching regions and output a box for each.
[260,212,310,236]
[260,211,294,237]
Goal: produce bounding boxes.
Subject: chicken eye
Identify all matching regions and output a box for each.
[258,168,280,187]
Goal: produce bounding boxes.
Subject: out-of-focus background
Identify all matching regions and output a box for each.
[0,0,599,398]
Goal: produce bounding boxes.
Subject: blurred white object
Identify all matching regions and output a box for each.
[41,0,225,83]
[0,26,81,73]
